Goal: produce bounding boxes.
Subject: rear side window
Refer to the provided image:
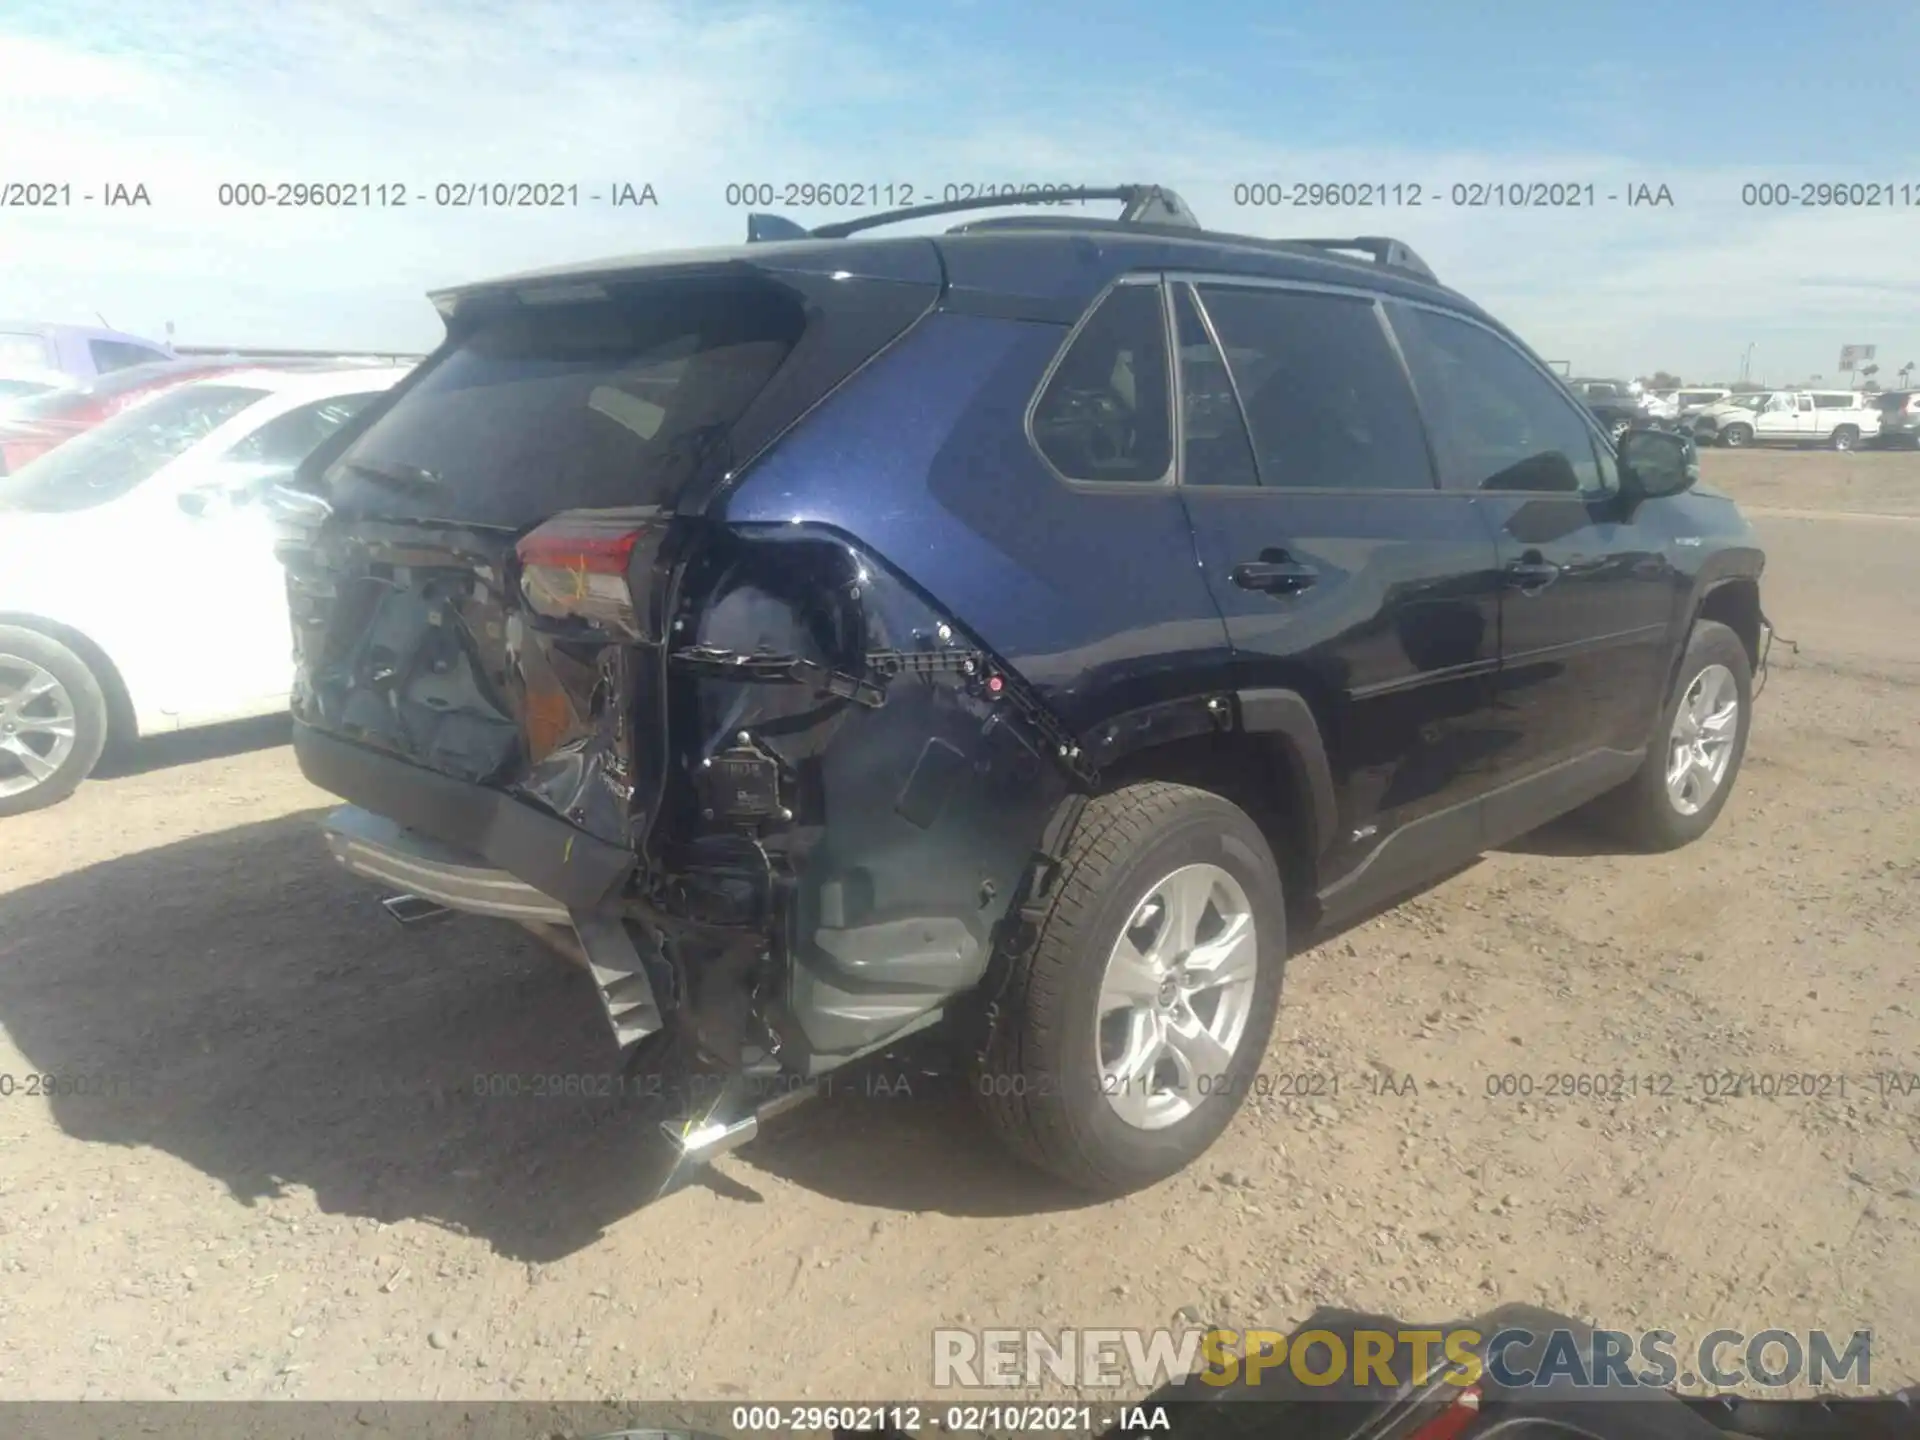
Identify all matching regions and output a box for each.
[90,339,169,373]
[1031,282,1172,484]
[228,393,382,466]
[1811,393,1852,409]
[327,277,809,525]
[1171,284,1258,488]
[1193,285,1434,491]
[1391,306,1600,494]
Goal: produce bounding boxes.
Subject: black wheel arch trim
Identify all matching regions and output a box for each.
[1234,687,1339,860]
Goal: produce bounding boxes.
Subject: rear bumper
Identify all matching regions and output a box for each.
[292,720,636,912]
[321,805,570,924]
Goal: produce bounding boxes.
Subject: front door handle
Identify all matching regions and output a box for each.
[1232,552,1319,594]
[1504,556,1562,592]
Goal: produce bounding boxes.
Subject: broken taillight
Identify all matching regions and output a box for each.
[1402,1384,1482,1440]
[514,507,663,640]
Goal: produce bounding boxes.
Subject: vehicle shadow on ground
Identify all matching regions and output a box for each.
[1496,809,1642,858]
[0,813,1084,1264]
[94,713,291,778]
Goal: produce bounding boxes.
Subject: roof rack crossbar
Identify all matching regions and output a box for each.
[746,185,1201,242]
[1288,236,1437,283]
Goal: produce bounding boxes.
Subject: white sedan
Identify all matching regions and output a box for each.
[0,365,409,813]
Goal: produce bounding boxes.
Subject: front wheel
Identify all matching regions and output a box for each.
[0,626,110,817]
[1594,620,1752,852]
[974,782,1287,1195]
[1720,424,1753,448]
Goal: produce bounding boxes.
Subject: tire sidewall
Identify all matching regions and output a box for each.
[0,626,109,816]
[1042,798,1287,1183]
[1647,622,1752,845]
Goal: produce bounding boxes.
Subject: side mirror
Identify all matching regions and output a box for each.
[175,461,295,519]
[1619,427,1697,501]
[176,484,228,519]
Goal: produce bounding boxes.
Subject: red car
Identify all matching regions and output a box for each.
[0,359,268,475]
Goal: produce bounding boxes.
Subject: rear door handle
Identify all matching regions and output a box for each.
[1504,558,1562,592]
[1232,554,1319,594]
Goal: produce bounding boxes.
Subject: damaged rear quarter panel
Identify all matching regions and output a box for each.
[670,524,1072,1061]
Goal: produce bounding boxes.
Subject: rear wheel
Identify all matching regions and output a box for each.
[974,782,1287,1195]
[1595,620,1751,852]
[1720,423,1752,448]
[1830,425,1859,452]
[0,626,110,817]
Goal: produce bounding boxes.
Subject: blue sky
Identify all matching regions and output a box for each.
[2,0,1916,385]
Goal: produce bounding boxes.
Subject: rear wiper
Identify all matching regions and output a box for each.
[342,458,443,490]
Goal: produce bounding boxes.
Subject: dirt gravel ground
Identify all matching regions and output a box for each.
[0,449,1915,1409]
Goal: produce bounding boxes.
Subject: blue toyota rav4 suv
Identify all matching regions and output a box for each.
[273,187,1768,1195]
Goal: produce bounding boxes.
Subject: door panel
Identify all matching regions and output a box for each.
[1385,302,1678,788]
[1171,281,1504,889]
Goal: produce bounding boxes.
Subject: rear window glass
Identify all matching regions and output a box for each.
[1879,391,1914,410]
[0,333,50,371]
[0,384,266,513]
[325,279,807,525]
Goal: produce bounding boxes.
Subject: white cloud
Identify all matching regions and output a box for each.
[0,4,1912,383]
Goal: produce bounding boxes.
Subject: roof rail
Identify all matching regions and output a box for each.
[745,184,1201,243]
[1287,237,1437,283]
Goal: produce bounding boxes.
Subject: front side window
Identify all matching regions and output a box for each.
[1193,285,1433,490]
[1031,282,1172,484]
[1391,306,1600,494]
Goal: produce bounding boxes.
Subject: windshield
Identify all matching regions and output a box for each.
[0,361,220,427]
[0,383,267,513]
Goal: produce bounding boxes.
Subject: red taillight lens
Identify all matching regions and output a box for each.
[514,508,660,639]
[1403,1384,1482,1440]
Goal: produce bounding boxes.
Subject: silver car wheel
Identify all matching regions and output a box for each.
[1665,662,1739,817]
[1096,862,1259,1131]
[0,656,78,801]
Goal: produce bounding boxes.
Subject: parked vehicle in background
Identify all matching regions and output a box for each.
[1569,378,1651,442]
[0,365,409,814]
[0,371,70,421]
[273,186,1768,1196]
[1872,390,1920,448]
[1707,390,1880,450]
[1688,392,1766,444]
[1671,387,1732,418]
[0,358,403,473]
[0,321,174,383]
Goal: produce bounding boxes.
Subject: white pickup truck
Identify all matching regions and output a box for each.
[1697,390,1882,451]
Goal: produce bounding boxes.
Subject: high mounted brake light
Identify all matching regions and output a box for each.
[515,508,662,640]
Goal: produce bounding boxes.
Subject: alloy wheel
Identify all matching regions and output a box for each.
[0,655,79,801]
[1095,862,1259,1131]
[1665,662,1739,816]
